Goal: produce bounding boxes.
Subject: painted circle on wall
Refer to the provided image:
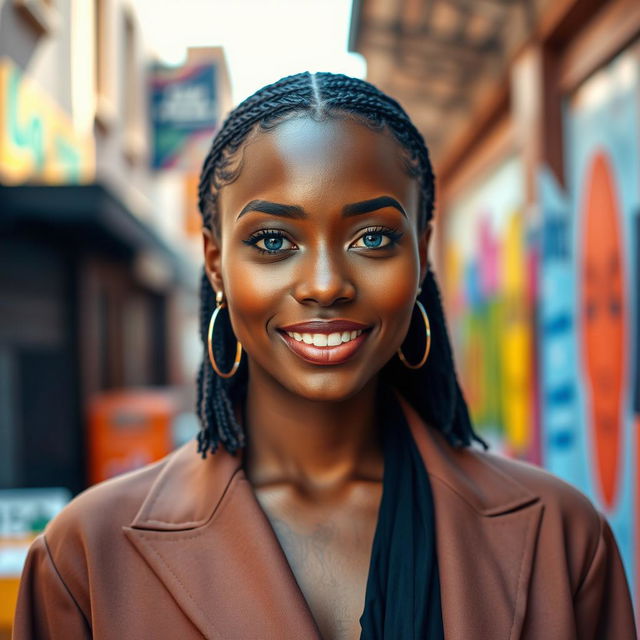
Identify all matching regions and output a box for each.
[579,150,626,510]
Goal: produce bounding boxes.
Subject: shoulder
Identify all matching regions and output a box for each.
[19,450,181,620]
[43,449,176,556]
[405,396,602,538]
[473,447,599,524]
[469,447,635,635]
[41,437,240,557]
[466,447,605,577]
[440,442,621,597]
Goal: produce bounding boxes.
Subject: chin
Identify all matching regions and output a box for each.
[290,372,373,403]
[245,337,395,404]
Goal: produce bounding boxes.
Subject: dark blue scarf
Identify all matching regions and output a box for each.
[359,387,444,639]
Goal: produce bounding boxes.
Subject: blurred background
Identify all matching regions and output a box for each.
[0,0,638,633]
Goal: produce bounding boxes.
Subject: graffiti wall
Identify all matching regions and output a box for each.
[0,58,94,185]
[553,44,639,595]
[537,168,585,486]
[444,44,640,601]
[443,157,539,461]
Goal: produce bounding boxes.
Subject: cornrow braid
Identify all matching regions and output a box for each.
[196,71,487,456]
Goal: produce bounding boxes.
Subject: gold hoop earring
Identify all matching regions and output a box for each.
[208,291,243,378]
[397,299,431,369]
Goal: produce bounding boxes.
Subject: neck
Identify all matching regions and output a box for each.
[243,363,383,492]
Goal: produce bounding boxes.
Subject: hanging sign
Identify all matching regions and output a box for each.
[150,62,219,170]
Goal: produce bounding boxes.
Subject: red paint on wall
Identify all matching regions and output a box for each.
[580,151,626,510]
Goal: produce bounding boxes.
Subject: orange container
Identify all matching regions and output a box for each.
[0,540,32,633]
[87,389,178,485]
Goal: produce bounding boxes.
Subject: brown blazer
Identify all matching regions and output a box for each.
[13,399,637,639]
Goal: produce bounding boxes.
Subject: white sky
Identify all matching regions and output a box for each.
[132,0,366,105]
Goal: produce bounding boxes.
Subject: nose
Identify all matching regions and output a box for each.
[292,246,356,307]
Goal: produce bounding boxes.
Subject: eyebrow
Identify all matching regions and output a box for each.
[236,195,407,220]
[237,200,306,220]
[342,196,407,218]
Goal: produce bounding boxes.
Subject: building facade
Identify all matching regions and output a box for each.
[0,3,234,631]
[0,0,228,494]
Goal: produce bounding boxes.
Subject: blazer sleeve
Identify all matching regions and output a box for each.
[573,514,637,640]
[12,534,91,640]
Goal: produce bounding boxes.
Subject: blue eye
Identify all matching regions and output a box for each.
[351,227,401,250]
[244,230,297,254]
[263,236,284,251]
[363,233,384,248]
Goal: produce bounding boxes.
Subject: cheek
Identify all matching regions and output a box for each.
[221,251,291,347]
[360,252,419,339]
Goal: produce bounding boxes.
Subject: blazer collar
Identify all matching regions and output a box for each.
[400,396,539,516]
[124,444,322,639]
[125,399,542,639]
[400,397,543,639]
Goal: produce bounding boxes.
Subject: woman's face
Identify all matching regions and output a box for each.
[204,116,429,402]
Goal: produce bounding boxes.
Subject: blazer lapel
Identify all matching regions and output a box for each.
[123,442,321,640]
[401,397,543,640]
[124,400,542,640]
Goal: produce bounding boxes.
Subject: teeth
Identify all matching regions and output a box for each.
[286,329,364,346]
[327,332,342,346]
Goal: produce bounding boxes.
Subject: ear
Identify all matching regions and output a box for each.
[202,227,224,294]
[418,223,433,285]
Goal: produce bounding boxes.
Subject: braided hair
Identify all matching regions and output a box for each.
[196,71,487,457]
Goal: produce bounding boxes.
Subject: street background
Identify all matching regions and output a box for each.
[0,0,639,634]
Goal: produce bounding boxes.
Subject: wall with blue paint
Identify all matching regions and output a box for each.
[444,43,640,601]
[540,47,640,599]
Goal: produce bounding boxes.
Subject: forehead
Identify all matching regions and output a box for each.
[218,116,419,221]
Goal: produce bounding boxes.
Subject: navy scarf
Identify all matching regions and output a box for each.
[359,387,444,639]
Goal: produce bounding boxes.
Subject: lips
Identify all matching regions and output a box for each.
[277,320,371,365]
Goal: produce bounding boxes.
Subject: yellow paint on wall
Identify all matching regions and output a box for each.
[444,246,462,310]
[0,57,95,185]
[500,210,532,453]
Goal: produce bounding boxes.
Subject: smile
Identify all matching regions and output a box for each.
[284,329,363,346]
[277,320,371,366]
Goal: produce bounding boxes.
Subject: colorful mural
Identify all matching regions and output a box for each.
[444,45,640,603]
[0,57,94,185]
[567,47,637,594]
[443,157,538,460]
[539,47,640,601]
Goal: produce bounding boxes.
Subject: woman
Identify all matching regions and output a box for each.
[13,72,636,639]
